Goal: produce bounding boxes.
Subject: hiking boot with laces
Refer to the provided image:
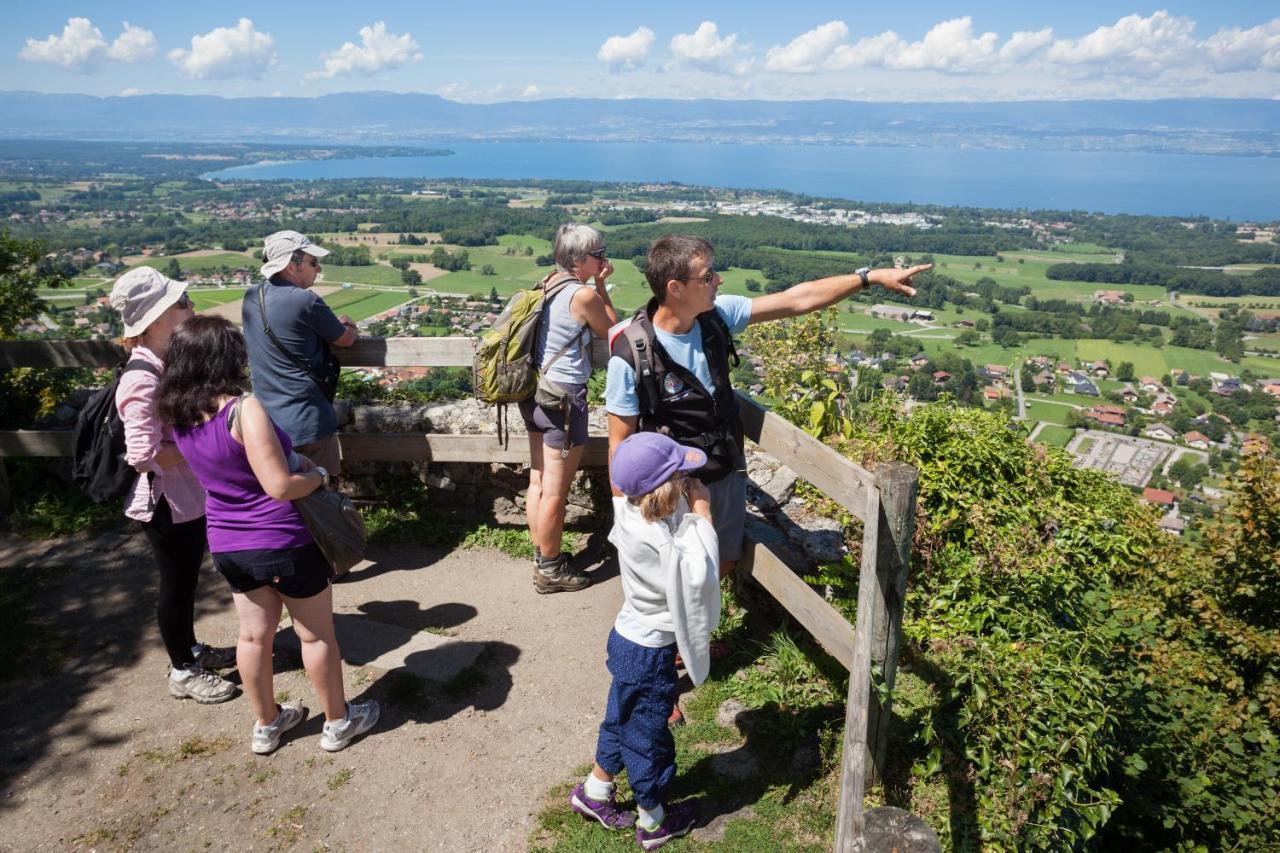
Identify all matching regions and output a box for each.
[252,702,307,755]
[320,699,380,752]
[193,643,235,670]
[533,554,590,594]
[570,782,636,831]
[168,666,237,704]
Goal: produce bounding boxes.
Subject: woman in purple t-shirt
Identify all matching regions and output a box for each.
[158,315,378,755]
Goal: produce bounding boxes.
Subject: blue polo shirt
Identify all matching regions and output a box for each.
[241,278,347,445]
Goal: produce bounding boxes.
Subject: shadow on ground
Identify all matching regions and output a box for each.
[0,526,228,803]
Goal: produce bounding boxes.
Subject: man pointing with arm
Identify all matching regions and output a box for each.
[605,234,929,578]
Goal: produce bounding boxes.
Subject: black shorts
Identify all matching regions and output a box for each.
[213,542,332,599]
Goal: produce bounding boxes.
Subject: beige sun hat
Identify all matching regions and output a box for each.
[260,229,330,279]
[109,266,188,338]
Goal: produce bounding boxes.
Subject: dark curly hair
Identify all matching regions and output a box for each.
[157,315,250,429]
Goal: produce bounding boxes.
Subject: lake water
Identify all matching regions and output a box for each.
[207,141,1280,222]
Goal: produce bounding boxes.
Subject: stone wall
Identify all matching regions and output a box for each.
[336,398,850,564]
[336,398,612,526]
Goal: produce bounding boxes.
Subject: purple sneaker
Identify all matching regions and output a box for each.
[569,783,636,831]
[636,800,698,850]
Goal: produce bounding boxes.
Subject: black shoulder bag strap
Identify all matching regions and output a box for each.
[258,283,334,397]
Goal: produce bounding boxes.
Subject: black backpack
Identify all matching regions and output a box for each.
[72,360,162,504]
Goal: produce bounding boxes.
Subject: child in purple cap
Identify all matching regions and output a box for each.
[569,432,720,848]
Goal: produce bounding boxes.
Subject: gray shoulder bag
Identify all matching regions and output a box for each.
[229,396,366,573]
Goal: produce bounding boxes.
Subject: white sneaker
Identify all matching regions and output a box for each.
[320,700,380,752]
[251,703,308,755]
[168,666,237,704]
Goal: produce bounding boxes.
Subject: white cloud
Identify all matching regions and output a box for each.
[168,18,277,80]
[307,22,422,80]
[999,28,1054,63]
[20,18,156,69]
[598,26,655,71]
[119,88,144,97]
[1046,11,1197,77]
[829,18,1003,73]
[1204,18,1280,72]
[522,84,541,98]
[669,21,752,76]
[765,21,848,73]
[107,22,158,63]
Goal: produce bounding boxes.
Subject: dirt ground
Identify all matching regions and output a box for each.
[0,527,623,851]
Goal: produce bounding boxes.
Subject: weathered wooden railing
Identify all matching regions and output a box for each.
[0,337,919,850]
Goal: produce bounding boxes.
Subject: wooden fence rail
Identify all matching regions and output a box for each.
[0,337,918,850]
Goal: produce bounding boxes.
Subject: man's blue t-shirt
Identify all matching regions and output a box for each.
[242,279,347,445]
[605,295,752,417]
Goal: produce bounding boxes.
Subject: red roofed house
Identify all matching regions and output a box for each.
[1184,431,1211,450]
[1142,488,1176,506]
[932,370,952,383]
[1087,411,1125,427]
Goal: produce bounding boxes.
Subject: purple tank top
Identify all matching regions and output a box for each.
[174,398,312,553]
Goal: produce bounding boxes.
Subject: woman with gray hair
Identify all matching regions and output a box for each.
[520,223,618,593]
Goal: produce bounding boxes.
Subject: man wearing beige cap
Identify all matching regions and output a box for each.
[242,230,357,475]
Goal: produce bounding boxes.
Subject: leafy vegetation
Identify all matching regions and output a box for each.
[748,314,1279,849]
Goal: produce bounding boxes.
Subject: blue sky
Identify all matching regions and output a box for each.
[5,2,1279,101]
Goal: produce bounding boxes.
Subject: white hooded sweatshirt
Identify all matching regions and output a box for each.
[608,495,721,686]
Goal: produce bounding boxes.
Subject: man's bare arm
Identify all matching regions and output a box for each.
[748,264,931,324]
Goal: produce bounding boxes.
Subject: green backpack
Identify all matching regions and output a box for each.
[473,271,580,406]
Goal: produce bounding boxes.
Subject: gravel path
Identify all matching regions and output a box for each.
[0,528,621,851]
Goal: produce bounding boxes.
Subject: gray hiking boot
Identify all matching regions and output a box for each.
[320,700,380,752]
[168,666,237,704]
[252,702,307,755]
[533,554,589,594]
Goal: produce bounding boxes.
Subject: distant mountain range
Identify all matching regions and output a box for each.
[2,91,1277,155]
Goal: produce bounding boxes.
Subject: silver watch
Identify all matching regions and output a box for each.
[855,267,871,287]
[315,466,330,489]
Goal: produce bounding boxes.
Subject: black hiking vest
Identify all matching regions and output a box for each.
[610,299,743,483]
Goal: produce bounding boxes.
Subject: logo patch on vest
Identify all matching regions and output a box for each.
[662,373,684,396]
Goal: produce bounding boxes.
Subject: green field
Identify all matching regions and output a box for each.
[188,288,247,310]
[1035,424,1077,447]
[319,263,407,288]
[321,288,416,321]
[131,252,255,274]
[1025,399,1076,425]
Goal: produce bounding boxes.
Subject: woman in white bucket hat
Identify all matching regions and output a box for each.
[110,266,237,705]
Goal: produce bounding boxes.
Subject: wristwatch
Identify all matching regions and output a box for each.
[855,267,871,287]
[315,466,330,489]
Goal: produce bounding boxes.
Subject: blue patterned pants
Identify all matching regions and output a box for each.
[594,628,679,809]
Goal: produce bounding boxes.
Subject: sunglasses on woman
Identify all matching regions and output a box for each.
[587,247,608,260]
[175,293,192,309]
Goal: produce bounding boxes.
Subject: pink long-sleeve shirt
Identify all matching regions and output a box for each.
[114,346,206,524]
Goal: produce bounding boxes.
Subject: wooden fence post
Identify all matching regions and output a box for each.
[865,462,920,780]
[835,461,919,852]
